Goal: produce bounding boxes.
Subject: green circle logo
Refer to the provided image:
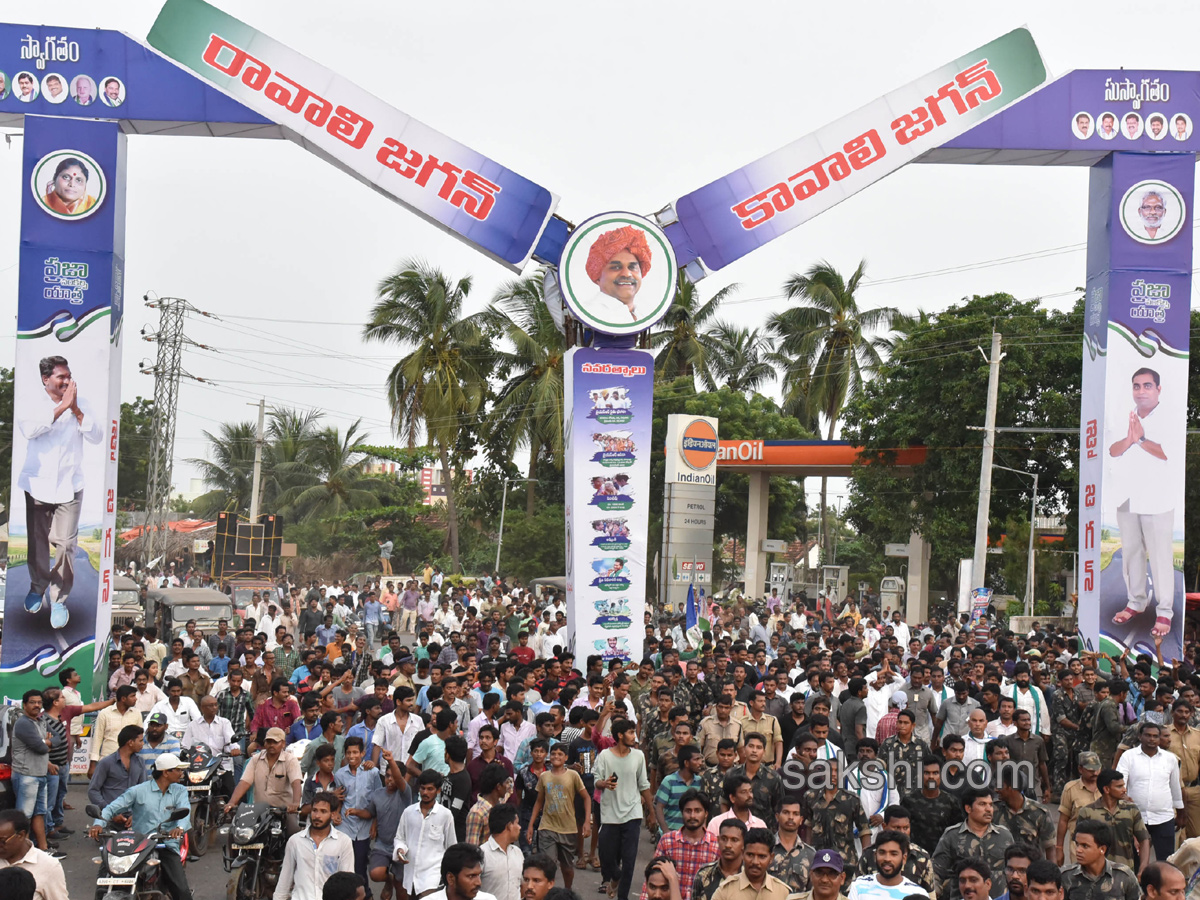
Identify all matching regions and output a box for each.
[31,149,106,221]
[559,212,677,337]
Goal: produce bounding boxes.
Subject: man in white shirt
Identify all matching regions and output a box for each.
[1008,664,1051,739]
[1108,367,1184,638]
[846,830,928,900]
[1115,721,1184,863]
[181,695,239,795]
[274,792,353,900]
[480,804,523,900]
[150,681,203,735]
[17,355,103,628]
[394,771,457,897]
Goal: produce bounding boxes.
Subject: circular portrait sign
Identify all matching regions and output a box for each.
[1071,111,1093,140]
[559,212,677,337]
[40,73,68,104]
[30,149,107,221]
[1119,179,1186,245]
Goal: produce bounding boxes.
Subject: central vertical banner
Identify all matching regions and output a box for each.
[564,347,654,665]
[2,116,126,699]
[1079,152,1192,664]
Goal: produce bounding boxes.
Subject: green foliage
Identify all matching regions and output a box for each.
[842,293,1084,592]
[498,504,566,582]
[360,445,435,470]
[996,515,1066,610]
[363,259,493,571]
[117,397,154,508]
[647,378,813,596]
[188,409,394,528]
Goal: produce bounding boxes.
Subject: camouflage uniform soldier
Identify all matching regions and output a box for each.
[694,855,742,900]
[699,745,739,818]
[640,686,674,748]
[932,787,1014,900]
[801,783,870,869]
[730,740,784,832]
[1052,673,1085,795]
[770,797,816,892]
[1074,778,1151,872]
[1061,818,1140,900]
[903,757,965,854]
[993,782,1055,859]
[676,661,714,728]
[1090,683,1129,769]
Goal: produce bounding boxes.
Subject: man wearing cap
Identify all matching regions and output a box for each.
[1056,752,1103,865]
[89,752,193,900]
[791,849,850,900]
[224,726,303,834]
[139,712,182,770]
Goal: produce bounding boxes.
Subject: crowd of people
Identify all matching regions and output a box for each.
[4,572,1200,900]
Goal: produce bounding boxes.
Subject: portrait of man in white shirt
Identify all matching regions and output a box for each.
[17,355,102,628]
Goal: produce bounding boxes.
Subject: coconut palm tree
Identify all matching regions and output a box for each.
[363,259,491,571]
[767,259,898,560]
[483,272,566,516]
[650,274,739,389]
[188,421,257,516]
[706,322,776,393]
[277,420,381,521]
[258,407,323,512]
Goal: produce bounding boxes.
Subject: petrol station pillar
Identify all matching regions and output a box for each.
[743,471,770,600]
[906,531,930,623]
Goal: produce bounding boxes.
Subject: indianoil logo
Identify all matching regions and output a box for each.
[680,419,718,470]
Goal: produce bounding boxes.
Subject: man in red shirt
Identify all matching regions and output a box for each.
[249,679,301,751]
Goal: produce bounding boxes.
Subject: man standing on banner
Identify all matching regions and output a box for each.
[584,226,652,324]
[1109,367,1180,639]
[18,356,102,629]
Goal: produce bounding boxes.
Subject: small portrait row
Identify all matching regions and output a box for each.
[0,71,126,107]
[1073,110,1192,141]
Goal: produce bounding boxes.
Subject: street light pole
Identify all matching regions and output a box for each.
[994,464,1038,617]
[495,477,536,574]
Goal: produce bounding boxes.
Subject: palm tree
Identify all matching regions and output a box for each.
[188,421,257,516]
[483,272,566,516]
[363,259,491,572]
[706,322,776,393]
[277,420,381,521]
[650,274,738,389]
[767,259,898,561]
[260,407,323,512]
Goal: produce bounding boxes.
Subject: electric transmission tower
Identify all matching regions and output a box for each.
[140,295,215,568]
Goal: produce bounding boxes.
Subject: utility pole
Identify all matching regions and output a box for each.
[248,399,266,521]
[971,332,1003,591]
[1026,472,1038,617]
[141,295,215,568]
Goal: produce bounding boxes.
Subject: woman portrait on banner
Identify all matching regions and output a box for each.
[43,156,100,217]
[583,225,653,324]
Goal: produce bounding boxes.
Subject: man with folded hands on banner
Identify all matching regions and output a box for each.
[18,355,102,629]
[1109,367,1180,639]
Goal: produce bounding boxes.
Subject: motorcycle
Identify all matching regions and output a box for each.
[180,742,231,857]
[86,804,189,900]
[220,802,288,900]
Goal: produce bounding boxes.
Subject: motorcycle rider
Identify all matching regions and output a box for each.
[88,753,193,900]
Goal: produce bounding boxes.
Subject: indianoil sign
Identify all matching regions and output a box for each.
[665,415,719,484]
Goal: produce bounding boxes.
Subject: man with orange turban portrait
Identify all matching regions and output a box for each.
[583,225,653,324]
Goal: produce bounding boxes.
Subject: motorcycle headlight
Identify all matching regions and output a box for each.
[234,827,255,843]
[188,772,205,784]
[107,855,137,875]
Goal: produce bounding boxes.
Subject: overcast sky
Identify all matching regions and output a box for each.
[1,0,1197,509]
